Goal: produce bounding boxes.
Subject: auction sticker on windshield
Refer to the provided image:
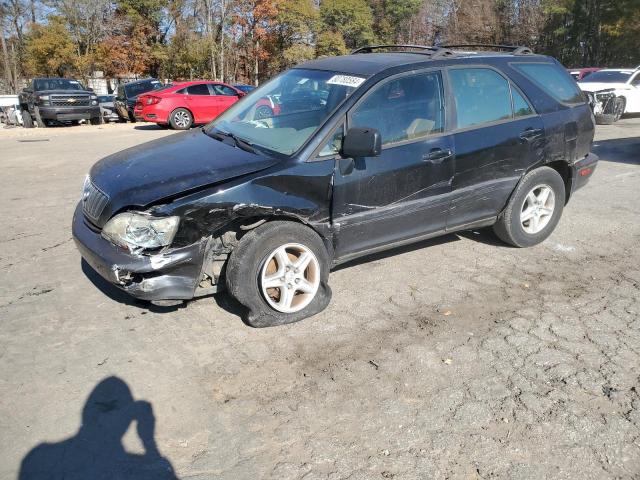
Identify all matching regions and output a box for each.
[327,75,366,88]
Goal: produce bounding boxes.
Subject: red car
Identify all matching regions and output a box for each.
[135,81,245,130]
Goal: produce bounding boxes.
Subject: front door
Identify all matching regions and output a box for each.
[209,84,241,120]
[331,69,455,260]
[446,67,546,229]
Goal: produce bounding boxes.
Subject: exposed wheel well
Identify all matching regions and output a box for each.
[544,161,571,204]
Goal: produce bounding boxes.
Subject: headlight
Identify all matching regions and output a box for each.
[102,212,180,251]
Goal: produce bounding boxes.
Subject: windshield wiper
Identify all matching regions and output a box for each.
[206,128,257,154]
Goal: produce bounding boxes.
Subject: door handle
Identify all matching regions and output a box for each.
[519,128,543,142]
[424,148,453,163]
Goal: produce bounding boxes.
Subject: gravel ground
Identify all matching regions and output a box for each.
[0,119,639,479]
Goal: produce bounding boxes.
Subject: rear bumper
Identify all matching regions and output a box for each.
[570,152,598,194]
[39,106,100,121]
[72,203,205,301]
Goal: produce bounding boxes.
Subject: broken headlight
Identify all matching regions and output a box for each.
[102,212,180,251]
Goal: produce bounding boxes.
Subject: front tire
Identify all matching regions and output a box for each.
[493,166,565,247]
[169,108,193,130]
[225,221,332,327]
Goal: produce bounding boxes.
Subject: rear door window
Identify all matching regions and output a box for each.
[187,84,211,96]
[512,88,534,117]
[449,68,512,129]
[513,63,583,104]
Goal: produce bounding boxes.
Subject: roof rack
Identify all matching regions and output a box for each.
[351,44,456,59]
[440,44,533,55]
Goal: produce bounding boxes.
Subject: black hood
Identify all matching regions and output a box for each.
[88,129,280,226]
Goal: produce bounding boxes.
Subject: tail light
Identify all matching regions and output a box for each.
[145,96,161,105]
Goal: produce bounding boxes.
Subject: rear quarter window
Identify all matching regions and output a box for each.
[513,63,584,105]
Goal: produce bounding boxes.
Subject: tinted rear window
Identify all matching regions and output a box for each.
[513,63,583,104]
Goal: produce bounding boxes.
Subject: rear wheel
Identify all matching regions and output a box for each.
[22,110,34,128]
[255,105,273,120]
[493,167,565,247]
[225,221,332,327]
[169,108,193,130]
[90,116,103,125]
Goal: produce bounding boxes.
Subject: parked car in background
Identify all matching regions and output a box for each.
[19,77,100,128]
[98,95,119,123]
[568,67,600,81]
[114,78,164,122]
[135,80,244,129]
[74,44,598,327]
[578,68,640,124]
[0,95,22,127]
[234,84,255,94]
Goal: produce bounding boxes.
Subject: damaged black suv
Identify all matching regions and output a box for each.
[73,45,598,327]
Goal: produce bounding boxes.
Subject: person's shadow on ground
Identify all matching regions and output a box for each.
[19,376,178,480]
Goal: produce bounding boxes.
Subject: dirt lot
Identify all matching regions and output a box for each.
[0,119,639,479]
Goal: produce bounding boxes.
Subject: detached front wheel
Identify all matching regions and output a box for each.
[225,221,332,327]
[493,166,565,247]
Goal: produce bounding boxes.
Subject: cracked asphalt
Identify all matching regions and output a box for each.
[0,119,639,479]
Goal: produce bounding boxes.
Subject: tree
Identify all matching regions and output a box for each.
[316,30,347,57]
[320,0,375,50]
[97,21,151,78]
[24,15,76,77]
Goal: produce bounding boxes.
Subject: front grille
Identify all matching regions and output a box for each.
[51,94,91,107]
[82,180,109,223]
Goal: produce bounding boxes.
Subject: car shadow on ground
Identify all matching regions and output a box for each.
[332,228,511,272]
[593,136,640,164]
[18,376,179,480]
[133,124,168,131]
[81,259,185,313]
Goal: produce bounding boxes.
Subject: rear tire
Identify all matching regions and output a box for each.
[225,221,332,327]
[22,110,34,128]
[169,108,193,130]
[90,116,102,125]
[493,166,565,247]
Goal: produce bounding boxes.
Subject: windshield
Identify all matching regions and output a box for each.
[205,68,366,156]
[125,80,163,98]
[581,71,632,83]
[34,78,84,91]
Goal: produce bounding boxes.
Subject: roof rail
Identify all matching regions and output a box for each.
[351,44,456,58]
[440,44,533,55]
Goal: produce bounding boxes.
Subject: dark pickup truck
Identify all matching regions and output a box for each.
[19,77,101,127]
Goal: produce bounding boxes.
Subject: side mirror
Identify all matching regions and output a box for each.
[342,127,382,158]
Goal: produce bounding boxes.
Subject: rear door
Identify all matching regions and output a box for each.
[446,66,545,229]
[331,69,455,259]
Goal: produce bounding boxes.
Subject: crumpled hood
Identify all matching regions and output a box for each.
[88,129,279,226]
[577,82,630,92]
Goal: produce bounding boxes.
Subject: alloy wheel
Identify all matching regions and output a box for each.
[259,243,320,313]
[173,110,191,128]
[520,184,555,234]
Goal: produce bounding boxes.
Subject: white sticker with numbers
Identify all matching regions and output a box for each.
[326,75,366,88]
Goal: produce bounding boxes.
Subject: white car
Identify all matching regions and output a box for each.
[578,68,640,124]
